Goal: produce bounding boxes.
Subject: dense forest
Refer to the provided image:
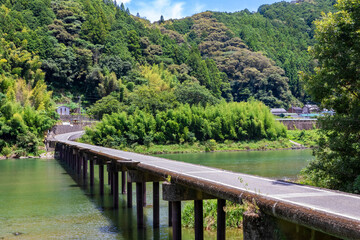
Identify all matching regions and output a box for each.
[0,0,336,155]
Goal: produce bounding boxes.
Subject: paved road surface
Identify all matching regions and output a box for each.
[54,131,360,238]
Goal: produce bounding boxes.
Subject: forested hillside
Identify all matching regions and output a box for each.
[0,0,335,108]
[0,0,335,154]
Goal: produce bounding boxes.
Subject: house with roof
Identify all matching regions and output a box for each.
[270,108,287,116]
[56,106,70,116]
[303,104,320,114]
[288,107,303,114]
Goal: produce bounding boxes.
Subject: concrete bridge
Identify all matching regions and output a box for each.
[49,132,360,240]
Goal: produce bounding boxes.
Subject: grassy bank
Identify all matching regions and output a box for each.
[181,199,261,231]
[121,138,294,155]
[287,129,319,147]
[117,130,319,154]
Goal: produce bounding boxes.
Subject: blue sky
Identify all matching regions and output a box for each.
[116,0,288,22]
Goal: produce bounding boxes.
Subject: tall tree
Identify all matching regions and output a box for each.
[302,0,360,192]
[81,0,110,44]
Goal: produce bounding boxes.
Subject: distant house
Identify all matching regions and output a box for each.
[271,108,287,116]
[56,106,70,116]
[303,104,319,114]
[288,107,302,114]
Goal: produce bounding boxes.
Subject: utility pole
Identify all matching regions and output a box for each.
[78,96,82,125]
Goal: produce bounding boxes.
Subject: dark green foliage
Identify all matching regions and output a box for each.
[301,0,360,192]
[212,0,335,100]
[1,0,332,107]
[99,56,132,79]
[0,38,55,156]
[81,0,110,44]
[164,17,194,34]
[174,82,219,106]
[81,101,286,148]
[86,94,123,119]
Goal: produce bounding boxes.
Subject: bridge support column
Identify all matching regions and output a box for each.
[153,182,159,228]
[128,170,164,229]
[107,163,113,195]
[61,144,64,161]
[65,146,68,165]
[127,176,132,208]
[99,164,104,195]
[172,201,181,240]
[136,182,144,229]
[77,151,82,176]
[121,171,126,194]
[68,147,72,169]
[112,170,119,209]
[107,163,112,186]
[143,182,146,206]
[194,200,203,240]
[82,153,88,180]
[168,202,172,227]
[89,157,95,187]
[162,182,216,240]
[72,149,76,171]
[217,199,226,240]
[60,144,64,161]
[69,147,72,167]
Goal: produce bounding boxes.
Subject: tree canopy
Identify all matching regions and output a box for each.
[301,0,360,192]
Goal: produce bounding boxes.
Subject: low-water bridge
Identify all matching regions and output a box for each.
[48,132,360,240]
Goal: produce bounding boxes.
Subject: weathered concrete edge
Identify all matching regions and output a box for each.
[135,163,360,240]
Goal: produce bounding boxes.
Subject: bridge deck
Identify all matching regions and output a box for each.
[54,132,360,239]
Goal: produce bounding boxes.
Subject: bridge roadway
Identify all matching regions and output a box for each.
[54,131,360,239]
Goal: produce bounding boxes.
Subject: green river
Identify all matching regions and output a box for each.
[0,149,313,239]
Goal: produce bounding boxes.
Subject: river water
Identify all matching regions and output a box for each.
[0,149,313,239]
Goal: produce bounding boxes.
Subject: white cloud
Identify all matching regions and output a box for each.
[135,0,186,22]
[115,0,131,4]
[194,2,206,13]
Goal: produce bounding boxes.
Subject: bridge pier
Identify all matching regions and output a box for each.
[194,200,203,240]
[82,153,88,180]
[76,150,82,176]
[127,177,133,208]
[153,182,160,228]
[172,201,181,240]
[162,182,217,240]
[136,182,144,228]
[107,163,113,194]
[128,170,163,229]
[72,148,76,171]
[217,199,226,240]
[121,171,126,194]
[98,163,104,195]
[112,169,119,209]
[89,156,95,187]
[168,201,172,227]
[107,164,111,185]
[143,182,146,206]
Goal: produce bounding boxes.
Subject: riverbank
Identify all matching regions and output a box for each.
[122,138,309,155]
[0,152,54,160]
[116,130,318,155]
[1,130,318,159]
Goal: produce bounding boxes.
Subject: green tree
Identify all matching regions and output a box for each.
[127,30,141,59]
[302,0,360,192]
[81,0,110,44]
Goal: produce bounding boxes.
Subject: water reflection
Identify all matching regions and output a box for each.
[0,149,312,239]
